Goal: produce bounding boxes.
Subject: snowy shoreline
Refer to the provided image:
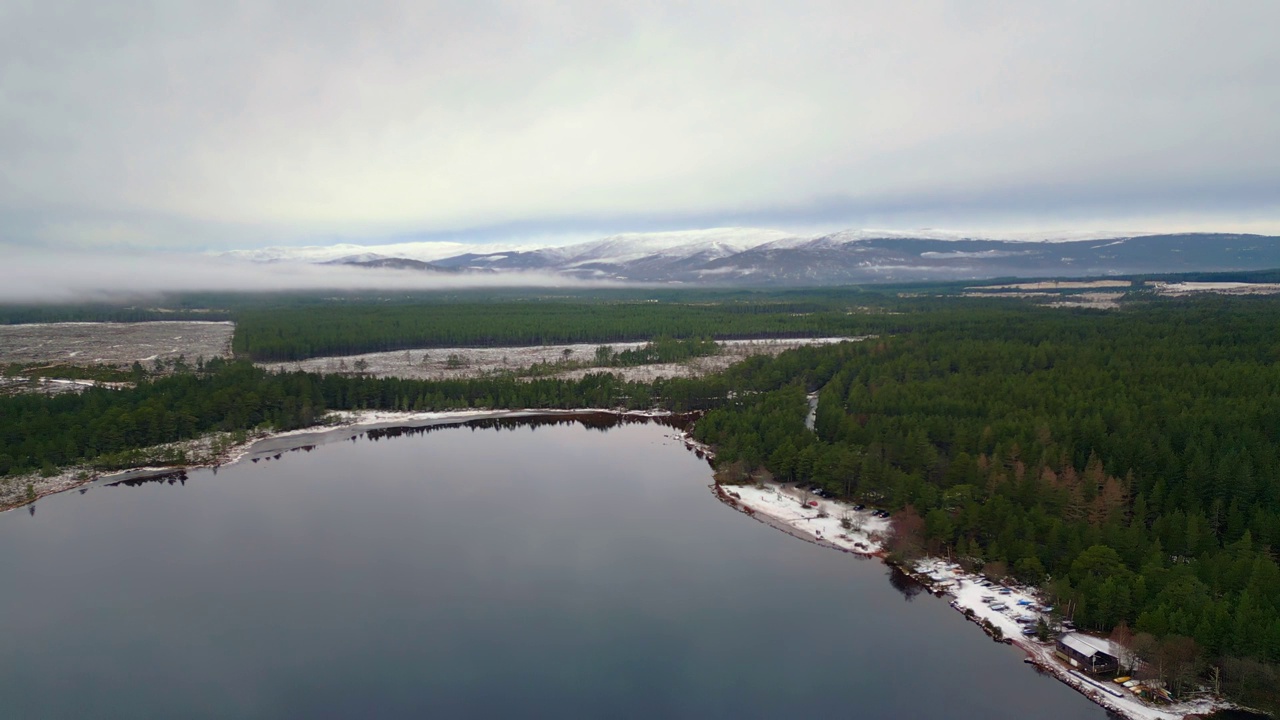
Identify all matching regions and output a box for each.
[711,479,891,556]
[710,478,1234,720]
[2,407,683,512]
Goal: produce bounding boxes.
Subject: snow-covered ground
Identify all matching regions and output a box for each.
[974,280,1132,290]
[911,559,1226,720]
[1046,292,1125,309]
[960,290,1125,309]
[0,375,135,396]
[1153,281,1280,295]
[714,480,890,555]
[0,321,235,366]
[917,558,1045,641]
[260,337,861,382]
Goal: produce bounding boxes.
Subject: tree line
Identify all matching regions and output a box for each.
[230,301,878,361]
[0,357,741,479]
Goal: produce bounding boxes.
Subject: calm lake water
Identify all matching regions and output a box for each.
[0,416,1109,719]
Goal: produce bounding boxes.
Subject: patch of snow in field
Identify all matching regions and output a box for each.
[261,337,864,382]
[1154,281,1280,295]
[0,322,234,366]
[1,321,234,329]
[0,376,135,396]
[973,280,1131,290]
[1047,292,1124,309]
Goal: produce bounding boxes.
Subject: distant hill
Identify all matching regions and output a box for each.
[245,229,1280,286]
[322,255,469,273]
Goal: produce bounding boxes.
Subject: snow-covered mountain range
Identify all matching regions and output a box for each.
[221,228,1280,285]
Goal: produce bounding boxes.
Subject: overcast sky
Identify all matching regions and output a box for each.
[2,0,1278,253]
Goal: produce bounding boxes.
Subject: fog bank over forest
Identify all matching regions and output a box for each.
[0,252,609,303]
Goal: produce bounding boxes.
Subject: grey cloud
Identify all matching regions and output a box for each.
[1,0,1278,252]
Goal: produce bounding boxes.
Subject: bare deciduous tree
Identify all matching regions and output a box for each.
[840,510,866,533]
[713,460,751,485]
[1157,635,1202,698]
[886,505,926,560]
[1109,622,1139,675]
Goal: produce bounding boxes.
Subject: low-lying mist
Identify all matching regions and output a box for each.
[0,251,617,304]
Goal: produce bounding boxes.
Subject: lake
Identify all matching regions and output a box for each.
[0,415,1108,719]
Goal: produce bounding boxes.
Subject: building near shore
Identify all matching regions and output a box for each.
[1055,633,1119,675]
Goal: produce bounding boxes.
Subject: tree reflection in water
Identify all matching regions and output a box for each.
[887,565,924,601]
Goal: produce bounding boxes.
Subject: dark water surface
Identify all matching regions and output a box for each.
[1,418,1108,719]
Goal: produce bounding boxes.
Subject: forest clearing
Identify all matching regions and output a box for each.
[259,336,857,382]
[0,321,234,367]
